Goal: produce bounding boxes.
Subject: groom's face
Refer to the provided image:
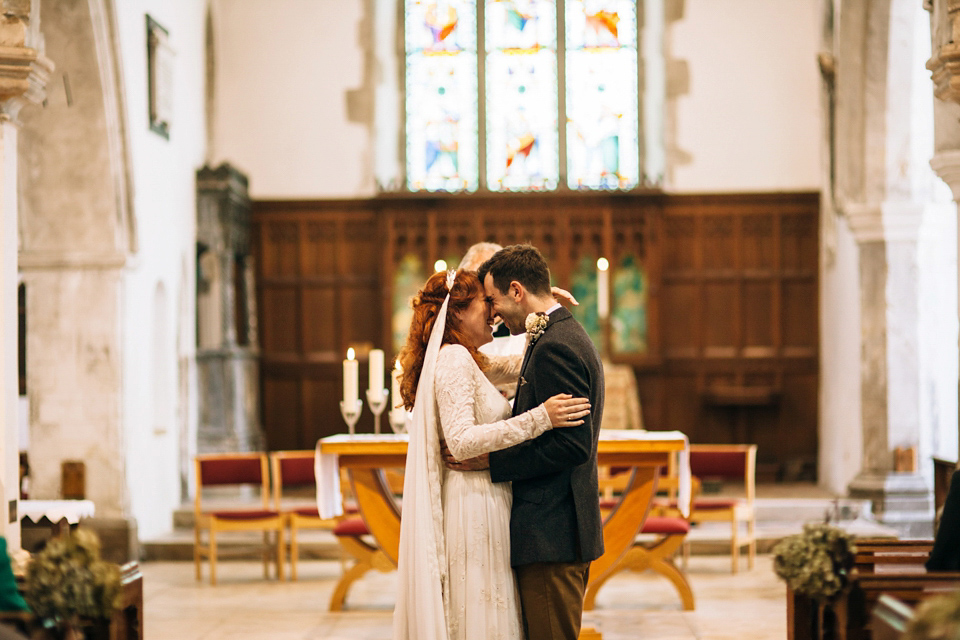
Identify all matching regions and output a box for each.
[483,273,525,336]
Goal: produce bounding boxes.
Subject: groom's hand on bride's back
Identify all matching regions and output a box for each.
[440,438,490,471]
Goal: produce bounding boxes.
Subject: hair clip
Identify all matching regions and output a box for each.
[446,269,456,290]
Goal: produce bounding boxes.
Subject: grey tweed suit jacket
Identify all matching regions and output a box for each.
[489,307,605,567]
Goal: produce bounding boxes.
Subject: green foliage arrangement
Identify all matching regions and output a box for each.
[903,590,960,640]
[772,522,857,602]
[24,528,122,634]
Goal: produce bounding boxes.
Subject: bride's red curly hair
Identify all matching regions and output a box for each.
[397,269,488,410]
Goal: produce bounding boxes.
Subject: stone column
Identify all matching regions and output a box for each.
[0,1,52,548]
[827,0,959,537]
[845,203,935,537]
[195,163,262,453]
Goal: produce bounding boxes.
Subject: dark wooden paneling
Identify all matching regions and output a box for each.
[253,192,819,476]
[253,202,383,449]
[654,192,820,477]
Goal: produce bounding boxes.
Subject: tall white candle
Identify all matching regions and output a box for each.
[368,349,384,402]
[391,359,403,411]
[597,257,610,319]
[343,348,358,407]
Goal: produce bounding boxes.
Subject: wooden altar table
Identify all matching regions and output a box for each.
[318,429,687,638]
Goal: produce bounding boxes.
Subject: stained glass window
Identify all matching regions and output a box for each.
[485,1,559,191]
[403,0,652,192]
[565,1,639,189]
[405,1,479,192]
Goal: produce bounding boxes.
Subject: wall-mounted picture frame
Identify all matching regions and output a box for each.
[147,15,173,139]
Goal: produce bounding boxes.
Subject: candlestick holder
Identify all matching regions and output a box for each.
[389,408,408,434]
[366,388,389,434]
[339,399,363,435]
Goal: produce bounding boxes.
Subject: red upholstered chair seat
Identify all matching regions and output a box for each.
[641,516,690,535]
[333,517,370,537]
[292,507,320,517]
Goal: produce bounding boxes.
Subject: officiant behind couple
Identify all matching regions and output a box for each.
[393,244,605,640]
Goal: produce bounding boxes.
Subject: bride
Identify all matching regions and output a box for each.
[392,269,590,640]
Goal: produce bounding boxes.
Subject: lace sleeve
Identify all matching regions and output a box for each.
[435,345,551,461]
[484,354,524,386]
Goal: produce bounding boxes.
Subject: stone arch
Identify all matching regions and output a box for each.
[16,0,135,517]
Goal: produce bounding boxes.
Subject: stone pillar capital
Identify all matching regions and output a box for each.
[931,150,960,200]
[843,201,925,244]
[928,1,960,103]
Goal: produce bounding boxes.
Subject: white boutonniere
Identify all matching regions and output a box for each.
[525,312,548,344]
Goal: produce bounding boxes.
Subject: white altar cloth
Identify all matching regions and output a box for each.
[316,430,689,518]
[19,499,96,524]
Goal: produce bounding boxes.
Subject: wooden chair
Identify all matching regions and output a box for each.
[270,450,342,581]
[194,452,284,585]
[683,444,757,573]
[586,462,699,611]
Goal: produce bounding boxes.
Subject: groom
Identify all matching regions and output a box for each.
[477,244,605,640]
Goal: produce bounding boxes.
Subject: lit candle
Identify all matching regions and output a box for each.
[597,257,610,319]
[391,359,403,412]
[368,349,384,402]
[343,348,358,407]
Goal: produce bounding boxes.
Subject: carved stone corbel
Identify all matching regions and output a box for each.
[927,0,960,103]
[0,45,52,119]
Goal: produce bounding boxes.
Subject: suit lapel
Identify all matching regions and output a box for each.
[517,308,572,381]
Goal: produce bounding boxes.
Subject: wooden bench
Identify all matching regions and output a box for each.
[854,538,933,574]
[787,538,960,640]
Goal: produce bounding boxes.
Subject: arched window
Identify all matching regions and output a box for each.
[404,0,663,192]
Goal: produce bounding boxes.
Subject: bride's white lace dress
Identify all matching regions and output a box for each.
[433,343,551,640]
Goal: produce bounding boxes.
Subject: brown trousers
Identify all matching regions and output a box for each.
[515,561,590,640]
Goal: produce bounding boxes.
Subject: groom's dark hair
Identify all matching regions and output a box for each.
[477,244,552,296]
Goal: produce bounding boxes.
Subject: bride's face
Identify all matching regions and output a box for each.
[458,295,495,348]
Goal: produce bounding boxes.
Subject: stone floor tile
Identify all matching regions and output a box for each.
[142,554,788,640]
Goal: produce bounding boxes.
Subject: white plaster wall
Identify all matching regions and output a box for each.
[210,0,372,199]
[113,0,207,539]
[819,214,862,493]
[669,0,822,192]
